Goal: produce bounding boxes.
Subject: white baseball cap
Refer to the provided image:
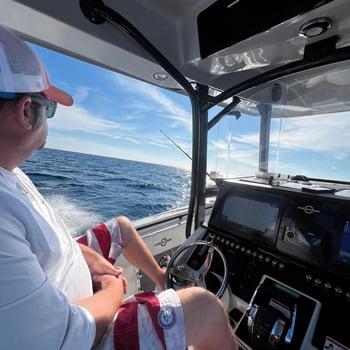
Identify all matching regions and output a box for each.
[0,26,73,106]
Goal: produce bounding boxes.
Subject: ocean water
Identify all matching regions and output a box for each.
[20,148,191,237]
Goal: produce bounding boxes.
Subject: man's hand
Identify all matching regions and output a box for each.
[78,243,122,278]
[76,273,127,346]
[93,273,128,295]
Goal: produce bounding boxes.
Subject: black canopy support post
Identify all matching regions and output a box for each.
[196,84,209,230]
[185,95,200,238]
[186,93,200,237]
[185,85,209,237]
[257,104,272,173]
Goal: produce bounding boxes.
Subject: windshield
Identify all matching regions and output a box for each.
[208,60,350,183]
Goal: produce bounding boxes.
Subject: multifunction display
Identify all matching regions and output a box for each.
[208,180,350,273]
[210,185,285,247]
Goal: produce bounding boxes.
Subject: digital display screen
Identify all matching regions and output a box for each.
[339,220,350,263]
[209,185,284,246]
[222,196,280,233]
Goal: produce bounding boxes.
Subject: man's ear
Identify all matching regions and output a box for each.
[14,96,33,130]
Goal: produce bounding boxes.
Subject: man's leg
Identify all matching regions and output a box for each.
[178,287,238,350]
[77,216,166,291]
[79,217,238,349]
[113,287,237,350]
[116,218,237,348]
[116,216,166,291]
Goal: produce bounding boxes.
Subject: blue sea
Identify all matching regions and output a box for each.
[20,148,191,237]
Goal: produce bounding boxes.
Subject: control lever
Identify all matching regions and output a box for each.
[247,304,281,349]
[247,304,259,334]
[285,304,297,344]
[269,318,286,348]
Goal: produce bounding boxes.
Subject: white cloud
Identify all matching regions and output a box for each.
[52,105,120,131]
[113,75,192,130]
[270,114,350,156]
[50,104,140,143]
[74,86,93,103]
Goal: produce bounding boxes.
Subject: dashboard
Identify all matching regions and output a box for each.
[197,178,350,349]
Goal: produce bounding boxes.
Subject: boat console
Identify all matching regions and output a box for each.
[194,178,350,349]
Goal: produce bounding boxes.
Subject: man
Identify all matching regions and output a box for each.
[0,26,237,349]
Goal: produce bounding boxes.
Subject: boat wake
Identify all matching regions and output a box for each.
[46,194,103,237]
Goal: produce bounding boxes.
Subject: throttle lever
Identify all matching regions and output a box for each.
[285,304,297,344]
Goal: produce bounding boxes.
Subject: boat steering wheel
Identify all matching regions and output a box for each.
[164,240,228,298]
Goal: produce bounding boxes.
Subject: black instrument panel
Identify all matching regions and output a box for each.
[204,179,350,349]
[208,179,350,276]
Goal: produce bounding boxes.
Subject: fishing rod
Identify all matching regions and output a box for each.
[160,129,192,162]
[160,129,213,180]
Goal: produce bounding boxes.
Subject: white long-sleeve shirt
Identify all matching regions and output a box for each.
[0,166,96,349]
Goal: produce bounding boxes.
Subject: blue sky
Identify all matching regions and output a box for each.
[29,44,350,181]
[30,44,195,170]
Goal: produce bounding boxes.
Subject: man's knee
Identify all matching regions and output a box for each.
[115,216,139,246]
[115,215,131,227]
[178,287,226,316]
[177,287,236,348]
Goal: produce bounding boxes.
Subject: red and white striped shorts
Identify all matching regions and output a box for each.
[77,218,186,350]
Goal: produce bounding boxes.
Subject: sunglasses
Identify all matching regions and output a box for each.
[0,92,57,118]
[29,96,57,118]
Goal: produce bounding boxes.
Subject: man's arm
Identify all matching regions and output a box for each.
[75,273,126,346]
[0,227,99,350]
[77,243,128,345]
